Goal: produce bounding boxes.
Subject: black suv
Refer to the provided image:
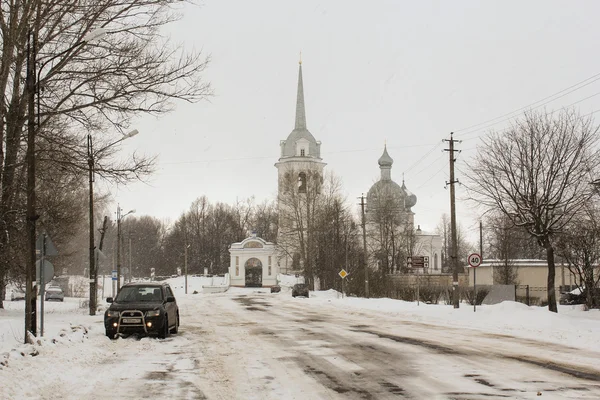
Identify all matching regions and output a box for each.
[292,283,309,298]
[104,282,179,339]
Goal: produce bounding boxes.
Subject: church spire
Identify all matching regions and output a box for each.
[295,59,307,130]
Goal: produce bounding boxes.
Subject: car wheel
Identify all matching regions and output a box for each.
[158,317,169,339]
[106,330,117,340]
[170,313,179,334]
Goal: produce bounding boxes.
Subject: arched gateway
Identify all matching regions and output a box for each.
[244,258,263,287]
[228,233,278,288]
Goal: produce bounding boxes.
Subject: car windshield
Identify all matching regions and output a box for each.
[116,286,163,303]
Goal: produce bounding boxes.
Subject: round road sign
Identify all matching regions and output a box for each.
[468,253,482,267]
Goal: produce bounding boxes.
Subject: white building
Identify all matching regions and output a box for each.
[366,146,442,274]
[228,233,278,288]
[274,61,326,273]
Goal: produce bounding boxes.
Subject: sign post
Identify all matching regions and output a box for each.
[468,253,482,312]
[111,270,117,298]
[338,269,348,298]
[36,233,58,337]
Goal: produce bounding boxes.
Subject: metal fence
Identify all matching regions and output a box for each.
[515,285,548,306]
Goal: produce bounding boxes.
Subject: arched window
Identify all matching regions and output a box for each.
[434,253,438,270]
[298,172,307,193]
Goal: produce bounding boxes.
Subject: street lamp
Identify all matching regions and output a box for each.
[185,244,191,294]
[25,25,108,338]
[116,206,135,292]
[88,129,139,316]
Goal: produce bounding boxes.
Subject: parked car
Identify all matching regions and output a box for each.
[11,288,26,301]
[270,285,281,293]
[560,287,600,305]
[45,286,64,302]
[292,283,309,298]
[104,282,179,339]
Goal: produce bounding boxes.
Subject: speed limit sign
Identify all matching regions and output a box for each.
[468,253,482,268]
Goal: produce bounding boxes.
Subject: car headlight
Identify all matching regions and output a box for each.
[106,310,120,318]
[146,310,160,317]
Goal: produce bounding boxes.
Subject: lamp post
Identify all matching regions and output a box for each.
[88,129,138,315]
[116,206,135,293]
[185,244,190,294]
[26,25,108,339]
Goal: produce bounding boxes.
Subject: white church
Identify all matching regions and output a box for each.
[229,61,442,287]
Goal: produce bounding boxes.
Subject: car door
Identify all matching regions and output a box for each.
[164,286,177,326]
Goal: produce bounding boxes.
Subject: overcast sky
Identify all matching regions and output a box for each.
[102,0,600,241]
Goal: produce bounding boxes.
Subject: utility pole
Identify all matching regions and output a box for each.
[96,216,109,302]
[116,206,122,292]
[359,195,369,298]
[116,207,135,292]
[128,232,132,282]
[184,244,190,294]
[88,134,96,316]
[444,132,461,308]
[25,26,38,341]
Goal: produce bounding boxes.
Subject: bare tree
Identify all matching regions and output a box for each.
[0,0,212,308]
[484,211,542,260]
[312,173,355,291]
[251,199,278,243]
[465,110,600,312]
[555,203,600,308]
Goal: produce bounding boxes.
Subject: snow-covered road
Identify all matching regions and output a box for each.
[2,287,600,399]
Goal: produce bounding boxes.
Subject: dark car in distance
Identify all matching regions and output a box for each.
[104,282,179,339]
[292,283,309,298]
[270,285,281,293]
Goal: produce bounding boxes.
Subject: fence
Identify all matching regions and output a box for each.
[515,285,548,306]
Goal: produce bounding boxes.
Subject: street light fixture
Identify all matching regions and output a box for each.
[25,25,108,339]
[116,206,135,293]
[88,129,139,316]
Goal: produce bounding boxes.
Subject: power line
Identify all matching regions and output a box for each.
[160,142,440,166]
[403,141,444,175]
[416,159,449,190]
[454,71,600,138]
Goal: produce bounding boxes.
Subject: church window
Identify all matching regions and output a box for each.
[300,149,305,156]
[298,172,307,193]
[236,256,239,276]
[434,253,438,270]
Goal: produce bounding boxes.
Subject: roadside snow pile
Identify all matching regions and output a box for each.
[0,324,90,370]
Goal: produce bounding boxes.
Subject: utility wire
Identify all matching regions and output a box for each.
[454,72,600,138]
[454,71,600,133]
[161,142,440,166]
[403,141,444,175]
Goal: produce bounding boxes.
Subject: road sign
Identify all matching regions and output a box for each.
[339,269,348,279]
[407,256,429,268]
[36,260,54,285]
[468,253,482,268]
[111,270,118,281]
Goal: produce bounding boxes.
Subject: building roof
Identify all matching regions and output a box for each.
[279,63,321,159]
[367,146,417,212]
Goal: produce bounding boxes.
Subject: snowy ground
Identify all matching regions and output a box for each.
[1,275,600,399]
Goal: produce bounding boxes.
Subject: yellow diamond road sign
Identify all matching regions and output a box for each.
[339,269,348,279]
